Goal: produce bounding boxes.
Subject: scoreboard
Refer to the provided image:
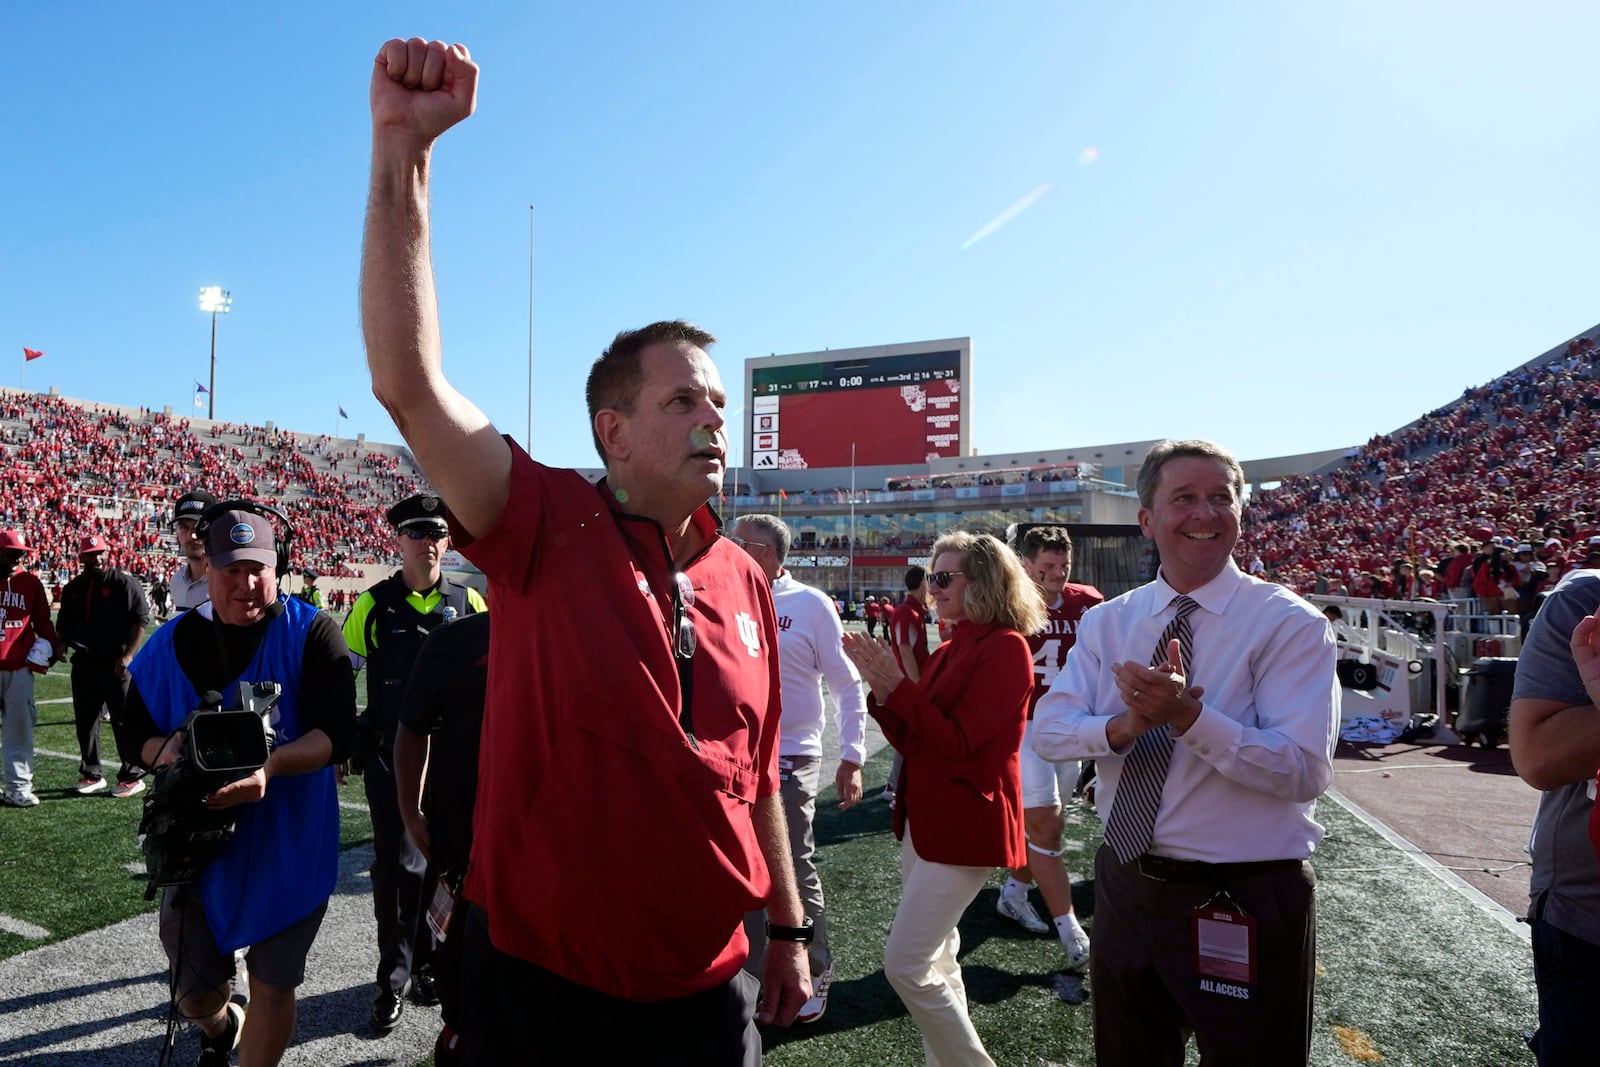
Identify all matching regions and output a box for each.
[745,339,971,470]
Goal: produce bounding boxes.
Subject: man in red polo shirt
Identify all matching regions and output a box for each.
[883,566,932,801]
[361,37,807,1064]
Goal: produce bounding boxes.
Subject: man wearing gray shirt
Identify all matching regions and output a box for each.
[1511,568,1600,1067]
[168,489,218,611]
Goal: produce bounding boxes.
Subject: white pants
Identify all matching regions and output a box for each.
[0,668,38,798]
[883,823,997,1067]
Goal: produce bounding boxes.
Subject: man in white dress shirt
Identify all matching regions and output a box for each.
[1033,439,1339,1066]
[731,513,869,1025]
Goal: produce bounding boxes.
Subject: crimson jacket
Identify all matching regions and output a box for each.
[870,620,1031,869]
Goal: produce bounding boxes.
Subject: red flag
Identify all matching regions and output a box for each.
[22,348,44,361]
[779,488,788,500]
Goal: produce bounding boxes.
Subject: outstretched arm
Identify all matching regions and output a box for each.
[361,37,510,539]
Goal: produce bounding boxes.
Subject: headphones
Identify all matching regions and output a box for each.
[194,499,298,579]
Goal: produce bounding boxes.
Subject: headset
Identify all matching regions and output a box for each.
[193,499,297,579]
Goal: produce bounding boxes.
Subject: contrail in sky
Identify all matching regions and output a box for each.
[960,182,1051,250]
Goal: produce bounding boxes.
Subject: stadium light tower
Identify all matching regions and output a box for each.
[198,286,231,420]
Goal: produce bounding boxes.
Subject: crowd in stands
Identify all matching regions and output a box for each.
[1241,337,1600,601]
[885,461,1100,493]
[0,391,425,588]
[8,330,1599,617]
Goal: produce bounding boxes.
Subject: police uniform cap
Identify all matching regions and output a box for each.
[387,493,449,534]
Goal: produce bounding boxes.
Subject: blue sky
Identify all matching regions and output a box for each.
[7,2,1599,471]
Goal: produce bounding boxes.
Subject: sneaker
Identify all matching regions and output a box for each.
[880,786,896,805]
[113,779,146,799]
[1059,914,1091,971]
[2,791,40,808]
[99,709,111,722]
[796,963,833,1024]
[75,777,107,795]
[195,1000,244,1066]
[997,892,1050,934]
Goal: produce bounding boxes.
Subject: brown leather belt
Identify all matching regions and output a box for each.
[1134,853,1305,883]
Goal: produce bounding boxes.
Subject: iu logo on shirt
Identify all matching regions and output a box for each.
[735,612,762,658]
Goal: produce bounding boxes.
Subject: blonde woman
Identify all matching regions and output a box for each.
[844,531,1046,1066]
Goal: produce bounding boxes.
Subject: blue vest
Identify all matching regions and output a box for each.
[132,596,339,952]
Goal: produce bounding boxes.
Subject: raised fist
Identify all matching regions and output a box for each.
[370,38,478,142]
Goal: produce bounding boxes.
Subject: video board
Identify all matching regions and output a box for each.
[745,340,971,470]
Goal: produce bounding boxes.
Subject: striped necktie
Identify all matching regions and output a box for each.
[1103,594,1199,863]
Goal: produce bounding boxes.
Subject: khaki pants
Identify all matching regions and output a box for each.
[742,754,831,979]
[883,823,997,1067]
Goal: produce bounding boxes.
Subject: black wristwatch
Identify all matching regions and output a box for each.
[766,916,815,943]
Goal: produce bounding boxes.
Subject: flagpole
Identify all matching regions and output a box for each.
[527,204,535,454]
[537,206,544,457]
[849,442,857,605]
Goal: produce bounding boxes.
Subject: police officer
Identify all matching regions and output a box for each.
[294,570,324,610]
[343,493,486,1034]
[394,611,491,1065]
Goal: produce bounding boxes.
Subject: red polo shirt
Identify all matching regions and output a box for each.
[455,443,782,1001]
[890,596,930,676]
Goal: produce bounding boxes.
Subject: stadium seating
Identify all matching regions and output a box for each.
[0,391,424,587]
[1241,340,1600,593]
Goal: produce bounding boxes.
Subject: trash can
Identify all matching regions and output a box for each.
[1457,657,1518,747]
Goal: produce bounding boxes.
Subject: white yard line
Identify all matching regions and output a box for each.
[0,914,51,939]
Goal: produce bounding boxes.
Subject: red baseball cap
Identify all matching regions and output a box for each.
[0,530,35,554]
[78,534,110,556]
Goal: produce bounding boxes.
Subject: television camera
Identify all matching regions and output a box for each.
[138,681,282,900]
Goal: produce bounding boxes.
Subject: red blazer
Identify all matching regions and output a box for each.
[870,621,1031,868]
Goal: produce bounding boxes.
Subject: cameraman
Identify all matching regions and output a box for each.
[126,505,356,1065]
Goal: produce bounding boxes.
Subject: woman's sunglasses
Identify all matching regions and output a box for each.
[930,571,965,589]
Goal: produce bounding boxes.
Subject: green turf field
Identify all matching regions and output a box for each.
[0,668,374,962]
[1,670,1540,1066]
[762,749,1539,1067]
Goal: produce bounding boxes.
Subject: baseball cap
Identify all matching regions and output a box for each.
[386,493,449,534]
[79,535,110,556]
[1516,543,1533,553]
[171,490,219,526]
[203,509,278,568]
[0,530,35,554]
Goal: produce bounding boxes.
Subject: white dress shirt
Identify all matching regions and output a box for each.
[1033,559,1339,863]
[771,571,869,765]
